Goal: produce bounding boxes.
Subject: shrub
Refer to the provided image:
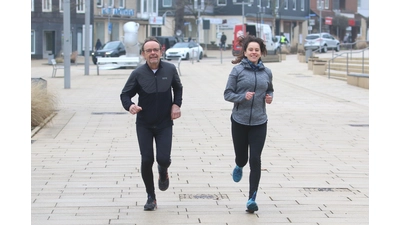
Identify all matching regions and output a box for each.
[355,37,368,49]
[31,81,58,129]
[281,45,290,54]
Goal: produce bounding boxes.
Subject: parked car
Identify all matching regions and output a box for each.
[165,42,204,60]
[91,41,126,64]
[154,36,183,58]
[304,33,340,53]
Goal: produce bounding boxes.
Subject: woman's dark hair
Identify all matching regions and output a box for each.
[231,35,267,64]
[141,36,161,52]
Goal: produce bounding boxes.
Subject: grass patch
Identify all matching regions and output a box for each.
[31,81,58,129]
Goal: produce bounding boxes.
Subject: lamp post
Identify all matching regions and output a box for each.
[242,1,245,34]
[317,0,323,53]
[104,3,112,42]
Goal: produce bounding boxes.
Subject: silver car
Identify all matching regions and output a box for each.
[165,42,204,60]
[304,33,340,53]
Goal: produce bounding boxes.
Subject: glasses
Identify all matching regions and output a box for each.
[144,48,160,53]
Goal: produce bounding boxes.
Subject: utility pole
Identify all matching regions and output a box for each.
[194,0,203,62]
[63,0,71,88]
[317,0,323,52]
[84,0,90,75]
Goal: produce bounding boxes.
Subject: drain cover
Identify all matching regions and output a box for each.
[91,112,128,115]
[303,187,351,192]
[349,124,369,127]
[179,194,229,200]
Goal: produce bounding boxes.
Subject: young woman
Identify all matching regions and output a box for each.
[223,35,274,213]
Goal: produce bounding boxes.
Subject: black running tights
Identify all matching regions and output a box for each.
[136,125,172,198]
[231,117,267,198]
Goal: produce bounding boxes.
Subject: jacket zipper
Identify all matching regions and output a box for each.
[249,70,257,125]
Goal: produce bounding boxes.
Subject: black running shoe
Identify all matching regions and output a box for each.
[144,195,157,211]
[158,165,169,191]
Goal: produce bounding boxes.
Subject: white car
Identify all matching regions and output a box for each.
[165,42,203,60]
[304,33,340,53]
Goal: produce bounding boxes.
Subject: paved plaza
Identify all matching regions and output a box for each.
[31,50,369,225]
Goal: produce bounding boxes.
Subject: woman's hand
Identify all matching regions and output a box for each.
[245,92,255,100]
[265,94,273,104]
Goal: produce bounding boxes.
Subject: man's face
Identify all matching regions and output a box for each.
[142,41,162,66]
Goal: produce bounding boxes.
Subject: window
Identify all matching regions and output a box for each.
[300,0,304,11]
[96,0,103,7]
[292,0,296,10]
[266,0,270,8]
[77,0,85,12]
[31,0,34,11]
[324,0,329,9]
[217,0,227,6]
[31,30,35,54]
[107,0,114,8]
[163,0,172,7]
[59,0,64,12]
[275,0,279,8]
[140,0,158,17]
[118,0,125,8]
[42,0,52,12]
[284,0,288,9]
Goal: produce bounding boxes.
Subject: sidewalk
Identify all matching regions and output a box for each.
[31,50,369,225]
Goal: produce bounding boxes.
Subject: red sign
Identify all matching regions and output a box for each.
[325,17,332,25]
[348,19,355,26]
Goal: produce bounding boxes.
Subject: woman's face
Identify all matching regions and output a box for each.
[244,41,261,64]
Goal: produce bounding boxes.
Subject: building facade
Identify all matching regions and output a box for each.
[31,0,92,59]
[31,0,368,59]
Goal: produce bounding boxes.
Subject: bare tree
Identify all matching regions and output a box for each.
[174,0,214,39]
[271,0,286,36]
[332,15,349,41]
[175,0,186,36]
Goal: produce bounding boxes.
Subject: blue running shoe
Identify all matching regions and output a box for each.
[246,191,258,213]
[144,195,157,211]
[232,165,243,182]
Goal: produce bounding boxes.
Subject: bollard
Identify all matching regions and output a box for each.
[305,48,312,63]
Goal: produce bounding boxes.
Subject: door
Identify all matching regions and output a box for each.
[43,31,55,59]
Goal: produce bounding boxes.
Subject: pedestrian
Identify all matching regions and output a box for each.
[120,36,183,211]
[95,38,102,50]
[220,32,227,51]
[279,33,289,46]
[223,35,274,213]
[188,37,192,42]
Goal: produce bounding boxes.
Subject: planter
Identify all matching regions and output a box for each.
[307,57,319,70]
[313,61,326,75]
[280,54,287,60]
[298,55,305,63]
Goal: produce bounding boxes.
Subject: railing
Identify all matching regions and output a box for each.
[310,40,369,60]
[326,47,369,79]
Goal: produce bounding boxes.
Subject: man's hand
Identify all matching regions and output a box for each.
[129,104,142,115]
[171,104,181,120]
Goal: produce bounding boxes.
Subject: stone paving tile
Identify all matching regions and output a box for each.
[31,50,368,225]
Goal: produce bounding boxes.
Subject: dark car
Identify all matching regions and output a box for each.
[154,36,183,58]
[91,41,126,64]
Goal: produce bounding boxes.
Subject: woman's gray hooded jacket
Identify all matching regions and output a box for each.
[224,58,274,126]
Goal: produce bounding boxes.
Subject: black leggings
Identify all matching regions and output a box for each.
[231,117,267,198]
[136,125,172,198]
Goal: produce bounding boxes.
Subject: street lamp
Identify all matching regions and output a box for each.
[104,3,112,41]
[233,1,252,36]
[317,0,324,53]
